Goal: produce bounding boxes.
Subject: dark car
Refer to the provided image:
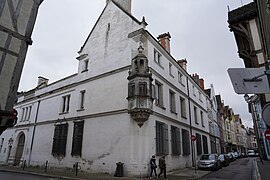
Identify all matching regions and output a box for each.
[219,154,230,167]
[198,154,221,171]
[227,152,236,162]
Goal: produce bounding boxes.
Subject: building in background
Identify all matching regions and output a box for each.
[228,1,270,160]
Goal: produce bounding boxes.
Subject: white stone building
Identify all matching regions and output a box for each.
[0,0,210,177]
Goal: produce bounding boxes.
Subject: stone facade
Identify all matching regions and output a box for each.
[0,0,210,177]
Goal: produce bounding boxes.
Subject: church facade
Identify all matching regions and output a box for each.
[0,0,210,176]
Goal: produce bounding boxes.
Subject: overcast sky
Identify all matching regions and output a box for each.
[19,0,253,127]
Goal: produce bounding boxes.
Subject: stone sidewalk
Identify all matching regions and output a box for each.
[256,159,270,180]
[0,165,211,180]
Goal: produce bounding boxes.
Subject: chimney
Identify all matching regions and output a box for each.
[157,32,171,53]
[199,78,205,90]
[107,0,132,14]
[37,76,49,88]
[177,59,187,70]
[191,73,205,89]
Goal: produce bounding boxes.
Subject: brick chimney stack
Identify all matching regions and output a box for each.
[177,59,187,71]
[157,32,171,53]
[191,73,205,89]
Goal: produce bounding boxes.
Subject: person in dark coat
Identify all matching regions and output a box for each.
[149,155,157,178]
[158,156,167,179]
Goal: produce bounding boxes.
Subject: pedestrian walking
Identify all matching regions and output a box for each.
[149,155,157,179]
[158,156,167,179]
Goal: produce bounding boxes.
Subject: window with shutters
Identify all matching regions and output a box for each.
[71,121,84,156]
[52,124,68,156]
[155,81,164,108]
[201,111,205,127]
[194,106,198,124]
[169,90,176,114]
[156,121,168,155]
[171,126,181,155]
[202,135,209,154]
[182,129,190,155]
[196,133,202,155]
[180,96,187,118]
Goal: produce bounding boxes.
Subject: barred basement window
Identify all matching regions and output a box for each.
[71,121,84,156]
[202,135,209,154]
[156,121,168,155]
[182,129,190,155]
[196,133,202,155]
[171,126,181,155]
[52,124,68,156]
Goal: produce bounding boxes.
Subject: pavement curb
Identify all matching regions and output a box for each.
[0,168,83,180]
[252,159,261,180]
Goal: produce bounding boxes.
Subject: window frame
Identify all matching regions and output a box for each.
[156,121,169,155]
[61,95,71,113]
[71,121,84,157]
[180,96,187,118]
[52,123,68,156]
[169,90,176,114]
[171,126,181,155]
[182,129,190,155]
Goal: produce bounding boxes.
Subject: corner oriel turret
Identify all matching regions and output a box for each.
[127,45,153,127]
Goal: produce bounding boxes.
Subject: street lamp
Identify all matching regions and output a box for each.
[244,94,264,164]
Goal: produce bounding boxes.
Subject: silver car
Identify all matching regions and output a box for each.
[198,154,221,171]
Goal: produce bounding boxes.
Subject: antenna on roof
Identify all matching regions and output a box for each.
[241,0,243,6]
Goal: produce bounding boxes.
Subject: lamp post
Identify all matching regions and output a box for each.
[6,137,13,164]
[244,94,264,164]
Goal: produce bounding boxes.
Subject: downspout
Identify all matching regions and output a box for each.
[28,100,40,165]
[186,76,194,167]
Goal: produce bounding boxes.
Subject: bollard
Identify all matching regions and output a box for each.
[45,161,48,173]
[22,160,26,170]
[75,162,78,176]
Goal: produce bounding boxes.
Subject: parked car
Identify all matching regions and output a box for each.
[227,152,236,162]
[198,154,221,171]
[247,149,255,157]
[218,154,230,167]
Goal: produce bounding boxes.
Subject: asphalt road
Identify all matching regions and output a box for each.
[0,171,62,180]
[199,157,254,180]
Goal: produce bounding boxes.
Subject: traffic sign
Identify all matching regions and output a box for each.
[227,67,270,94]
[262,103,270,127]
[264,130,270,140]
[191,135,196,141]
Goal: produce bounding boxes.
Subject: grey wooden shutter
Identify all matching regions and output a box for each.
[163,124,169,155]
[176,127,181,155]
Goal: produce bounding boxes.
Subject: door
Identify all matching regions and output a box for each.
[14,134,25,166]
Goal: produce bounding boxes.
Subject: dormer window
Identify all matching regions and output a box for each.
[82,59,89,72]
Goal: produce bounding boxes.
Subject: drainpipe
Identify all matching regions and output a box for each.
[28,100,40,165]
[186,76,194,167]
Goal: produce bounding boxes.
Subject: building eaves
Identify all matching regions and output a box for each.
[228,2,257,25]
